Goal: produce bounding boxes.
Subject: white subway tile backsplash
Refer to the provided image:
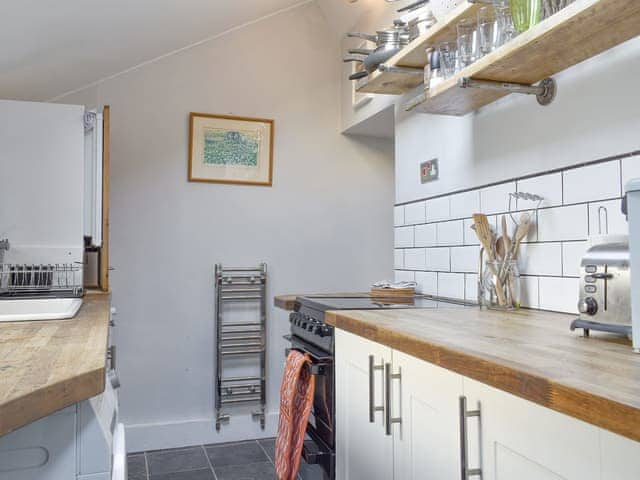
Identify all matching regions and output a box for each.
[395,270,415,283]
[437,220,464,246]
[622,156,640,187]
[394,206,405,226]
[505,211,538,243]
[465,274,478,302]
[404,201,426,225]
[537,204,588,241]
[451,246,480,273]
[404,248,426,270]
[517,172,563,208]
[450,190,481,219]
[518,243,562,276]
[588,199,628,236]
[520,276,539,308]
[414,223,437,247]
[463,218,480,246]
[438,272,465,300]
[415,271,437,295]
[394,249,404,269]
[480,182,516,214]
[426,247,450,272]
[538,277,579,314]
[563,161,621,204]
[562,241,588,277]
[394,226,414,248]
[426,196,450,222]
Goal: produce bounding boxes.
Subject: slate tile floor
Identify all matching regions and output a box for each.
[128,438,323,480]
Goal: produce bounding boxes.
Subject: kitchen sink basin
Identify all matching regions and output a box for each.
[0,297,83,322]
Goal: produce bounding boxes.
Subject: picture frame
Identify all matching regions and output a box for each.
[188,112,274,186]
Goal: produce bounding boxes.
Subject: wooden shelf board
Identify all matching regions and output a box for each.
[406,0,640,115]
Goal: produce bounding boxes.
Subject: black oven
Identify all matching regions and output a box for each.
[285,334,335,480]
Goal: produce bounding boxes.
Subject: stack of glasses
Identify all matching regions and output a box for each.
[424,0,575,90]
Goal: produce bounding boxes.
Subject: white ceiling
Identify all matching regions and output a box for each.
[0,0,310,101]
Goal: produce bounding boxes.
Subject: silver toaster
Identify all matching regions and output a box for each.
[577,235,630,328]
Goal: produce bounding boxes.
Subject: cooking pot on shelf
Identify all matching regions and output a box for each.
[344,20,410,81]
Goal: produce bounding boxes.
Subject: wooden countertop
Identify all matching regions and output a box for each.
[0,293,111,436]
[325,307,640,442]
[274,293,386,311]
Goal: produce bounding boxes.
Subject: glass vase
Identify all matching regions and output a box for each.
[509,0,542,33]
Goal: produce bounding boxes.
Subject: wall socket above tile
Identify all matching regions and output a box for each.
[421,158,439,183]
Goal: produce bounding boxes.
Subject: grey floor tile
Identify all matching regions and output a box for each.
[128,453,148,480]
[298,460,326,480]
[214,461,276,480]
[147,446,209,475]
[257,438,276,463]
[150,469,214,480]
[205,441,268,467]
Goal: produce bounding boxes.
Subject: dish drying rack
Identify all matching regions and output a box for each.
[214,263,267,432]
[0,263,83,297]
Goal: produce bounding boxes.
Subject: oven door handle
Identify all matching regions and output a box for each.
[285,347,328,376]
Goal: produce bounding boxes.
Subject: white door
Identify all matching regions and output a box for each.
[335,329,393,480]
[463,378,601,480]
[392,350,463,480]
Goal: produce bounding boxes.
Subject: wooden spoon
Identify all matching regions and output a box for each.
[473,214,507,306]
[511,213,531,260]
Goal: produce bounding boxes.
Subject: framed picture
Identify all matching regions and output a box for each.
[188,113,274,186]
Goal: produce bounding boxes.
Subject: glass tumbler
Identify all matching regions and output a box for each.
[495,2,517,47]
[456,19,477,67]
[438,42,457,78]
[477,6,497,56]
[481,260,521,310]
[509,0,542,33]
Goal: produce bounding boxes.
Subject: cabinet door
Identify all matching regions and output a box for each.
[392,350,463,480]
[335,329,393,480]
[601,429,640,479]
[463,378,601,480]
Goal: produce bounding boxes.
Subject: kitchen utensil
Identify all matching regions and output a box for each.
[473,214,507,306]
[438,41,457,77]
[511,213,531,260]
[501,215,512,253]
[397,0,429,13]
[482,260,521,309]
[424,47,435,89]
[509,0,542,33]
[428,48,444,89]
[495,1,517,46]
[477,5,497,56]
[407,9,438,40]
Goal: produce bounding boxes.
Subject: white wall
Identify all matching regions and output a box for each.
[395,36,640,204]
[57,2,394,451]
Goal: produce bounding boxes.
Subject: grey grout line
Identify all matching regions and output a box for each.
[256,438,276,467]
[201,445,219,480]
[143,451,150,480]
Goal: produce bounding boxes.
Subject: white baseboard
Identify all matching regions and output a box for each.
[125,412,279,453]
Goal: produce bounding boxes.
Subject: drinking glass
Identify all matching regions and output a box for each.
[509,0,542,33]
[456,19,477,67]
[495,2,517,47]
[438,42,457,78]
[477,6,497,56]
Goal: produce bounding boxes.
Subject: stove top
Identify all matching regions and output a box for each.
[289,295,472,353]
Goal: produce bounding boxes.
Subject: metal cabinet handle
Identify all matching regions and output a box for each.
[384,363,402,436]
[459,396,482,479]
[369,355,385,423]
[107,345,116,370]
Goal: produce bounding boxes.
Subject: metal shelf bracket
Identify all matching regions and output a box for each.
[458,77,557,106]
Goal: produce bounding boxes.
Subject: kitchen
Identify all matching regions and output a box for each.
[0,0,639,479]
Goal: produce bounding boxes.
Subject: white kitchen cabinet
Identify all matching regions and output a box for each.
[601,429,640,479]
[392,350,463,480]
[335,329,393,480]
[463,378,601,480]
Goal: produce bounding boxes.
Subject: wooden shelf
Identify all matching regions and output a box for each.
[356,0,640,116]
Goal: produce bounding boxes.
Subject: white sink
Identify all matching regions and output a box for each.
[0,298,83,322]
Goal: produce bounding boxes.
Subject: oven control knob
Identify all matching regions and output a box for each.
[579,297,598,316]
[316,326,330,337]
[307,323,314,332]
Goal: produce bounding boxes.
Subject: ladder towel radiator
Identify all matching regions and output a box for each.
[214,263,267,431]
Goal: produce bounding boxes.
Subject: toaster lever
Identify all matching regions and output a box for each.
[590,272,613,280]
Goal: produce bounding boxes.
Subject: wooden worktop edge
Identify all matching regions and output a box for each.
[326,311,640,442]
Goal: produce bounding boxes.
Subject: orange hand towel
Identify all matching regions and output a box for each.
[275,350,315,480]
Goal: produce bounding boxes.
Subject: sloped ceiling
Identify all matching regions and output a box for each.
[0,0,308,101]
